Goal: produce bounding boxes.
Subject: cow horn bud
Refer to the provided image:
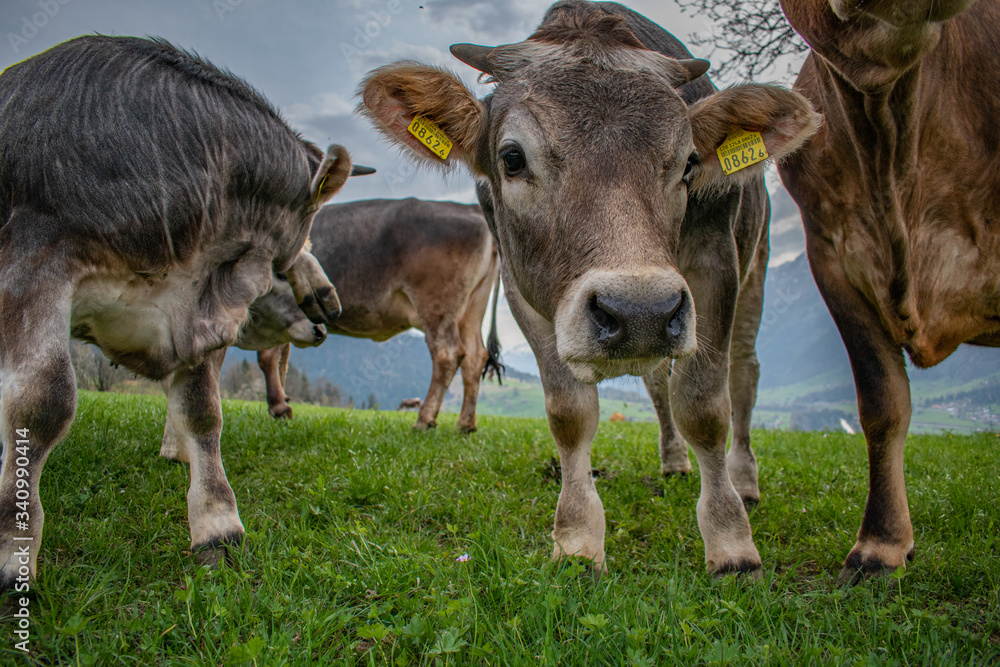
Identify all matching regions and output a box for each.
[450,43,496,75]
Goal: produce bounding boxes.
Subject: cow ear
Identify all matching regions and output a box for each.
[358,61,485,173]
[687,85,821,192]
[311,144,353,206]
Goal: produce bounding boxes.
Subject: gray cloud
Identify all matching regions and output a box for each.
[420,0,547,43]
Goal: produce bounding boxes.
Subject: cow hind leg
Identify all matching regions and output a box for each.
[415,323,462,431]
[164,347,245,566]
[159,374,191,462]
[727,235,767,508]
[0,297,76,589]
[454,275,493,433]
[643,365,692,476]
[258,344,293,419]
[456,329,487,434]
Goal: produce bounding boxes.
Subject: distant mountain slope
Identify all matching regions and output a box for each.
[757,253,852,391]
[228,333,434,410]
[758,253,1000,406]
[226,248,1000,432]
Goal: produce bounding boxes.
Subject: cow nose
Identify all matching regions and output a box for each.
[313,325,326,342]
[587,290,687,358]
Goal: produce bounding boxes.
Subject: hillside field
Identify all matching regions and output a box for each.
[2,392,998,665]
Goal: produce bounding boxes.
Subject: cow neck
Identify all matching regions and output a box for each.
[815,56,923,338]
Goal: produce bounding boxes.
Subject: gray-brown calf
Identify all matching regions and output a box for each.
[361,1,819,575]
[0,36,352,586]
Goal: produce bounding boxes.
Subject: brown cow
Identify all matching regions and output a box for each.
[778,0,997,582]
[360,1,819,575]
[259,199,501,433]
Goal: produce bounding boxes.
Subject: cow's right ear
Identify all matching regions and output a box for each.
[357,61,485,173]
[311,144,353,206]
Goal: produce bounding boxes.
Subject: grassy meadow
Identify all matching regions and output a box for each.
[1,391,998,665]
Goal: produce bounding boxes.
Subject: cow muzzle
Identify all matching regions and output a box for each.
[289,321,328,348]
[554,269,696,383]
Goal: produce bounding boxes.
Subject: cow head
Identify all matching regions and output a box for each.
[359,3,818,383]
[782,0,979,91]
[239,253,330,351]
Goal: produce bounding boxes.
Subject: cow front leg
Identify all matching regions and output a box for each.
[726,234,768,507]
[672,238,760,576]
[667,355,761,576]
[415,323,462,431]
[643,365,692,476]
[506,279,605,571]
[0,296,76,589]
[164,347,244,566]
[809,243,914,583]
[258,344,292,419]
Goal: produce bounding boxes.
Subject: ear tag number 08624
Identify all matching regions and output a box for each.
[408,116,453,161]
[716,128,768,175]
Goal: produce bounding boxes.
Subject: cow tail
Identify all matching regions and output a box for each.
[482,271,505,384]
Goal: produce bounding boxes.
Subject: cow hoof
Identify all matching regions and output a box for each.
[413,420,436,432]
[270,405,293,420]
[837,545,915,586]
[742,496,760,511]
[711,558,763,579]
[192,533,244,569]
[457,423,477,434]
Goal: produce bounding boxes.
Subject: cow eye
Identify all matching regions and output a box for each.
[683,152,699,183]
[500,146,526,176]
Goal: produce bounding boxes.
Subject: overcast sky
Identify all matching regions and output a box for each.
[1,0,807,360]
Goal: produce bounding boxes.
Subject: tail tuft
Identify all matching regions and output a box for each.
[482,272,505,385]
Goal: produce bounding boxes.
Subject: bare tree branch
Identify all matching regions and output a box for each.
[676,0,808,81]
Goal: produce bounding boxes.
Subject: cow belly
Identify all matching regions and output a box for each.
[329,290,418,341]
[71,272,250,379]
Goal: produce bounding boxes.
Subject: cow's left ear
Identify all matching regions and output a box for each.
[310,144,353,206]
[687,85,821,192]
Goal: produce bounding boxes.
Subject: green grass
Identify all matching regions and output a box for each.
[3,391,998,665]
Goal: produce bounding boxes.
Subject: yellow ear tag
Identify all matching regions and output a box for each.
[408,116,453,161]
[716,128,768,175]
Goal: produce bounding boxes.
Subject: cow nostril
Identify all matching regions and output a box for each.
[666,291,686,337]
[313,326,325,341]
[588,295,622,340]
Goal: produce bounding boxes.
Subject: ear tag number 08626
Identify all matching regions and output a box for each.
[408,116,453,161]
[716,128,768,175]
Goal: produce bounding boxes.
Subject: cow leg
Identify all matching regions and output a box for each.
[671,240,760,576]
[506,278,605,571]
[258,344,292,419]
[454,262,495,434]
[278,342,290,399]
[455,320,488,433]
[159,374,190,462]
[415,322,463,431]
[0,287,76,589]
[643,366,692,476]
[164,347,244,566]
[727,230,768,507]
[808,242,914,583]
